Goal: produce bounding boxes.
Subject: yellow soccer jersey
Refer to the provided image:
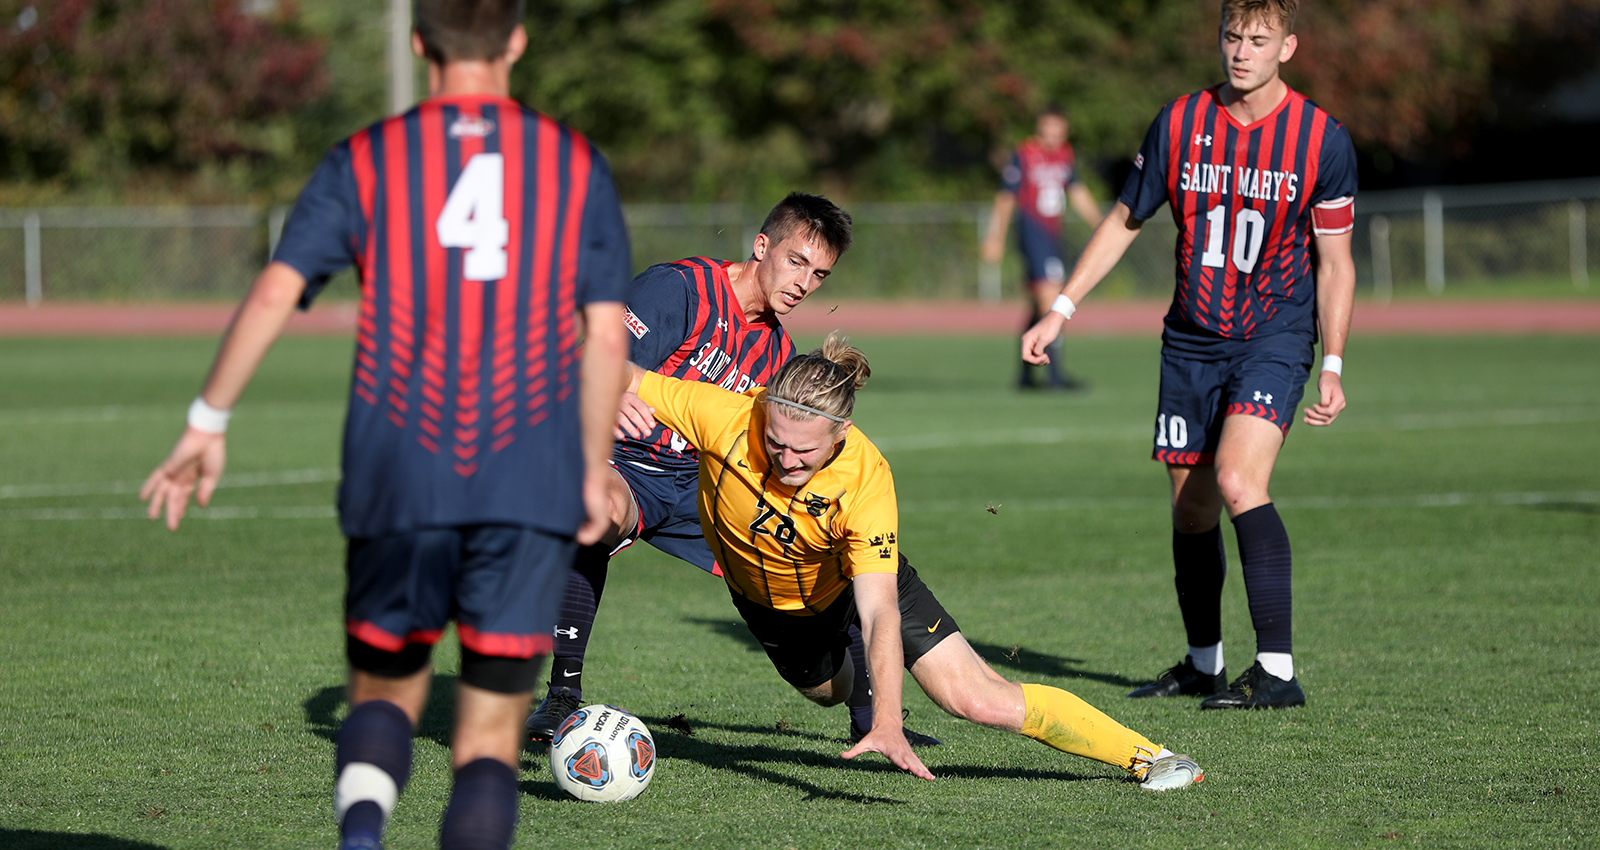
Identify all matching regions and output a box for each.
[637,370,900,613]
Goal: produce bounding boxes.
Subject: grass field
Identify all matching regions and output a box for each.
[1,332,1596,849]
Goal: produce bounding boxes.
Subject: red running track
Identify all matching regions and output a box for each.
[2,299,1599,337]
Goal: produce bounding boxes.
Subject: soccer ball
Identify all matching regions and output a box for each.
[548,704,656,802]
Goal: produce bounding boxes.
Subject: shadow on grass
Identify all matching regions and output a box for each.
[965,640,1144,689]
[521,710,1104,804]
[302,673,461,750]
[0,831,167,850]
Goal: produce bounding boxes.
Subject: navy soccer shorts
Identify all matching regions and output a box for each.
[728,555,959,690]
[1152,332,1314,465]
[613,459,719,575]
[1017,216,1067,286]
[345,525,572,664]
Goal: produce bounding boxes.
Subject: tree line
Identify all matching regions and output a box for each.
[2,0,1596,203]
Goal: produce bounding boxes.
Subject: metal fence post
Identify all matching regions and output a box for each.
[976,207,999,303]
[1571,199,1589,293]
[23,211,42,307]
[1370,214,1392,304]
[1423,191,1444,294]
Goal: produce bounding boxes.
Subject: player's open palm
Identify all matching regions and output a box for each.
[843,727,936,781]
[141,428,226,531]
[614,391,657,440]
[1302,372,1346,426]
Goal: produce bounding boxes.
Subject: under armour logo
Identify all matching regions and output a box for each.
[1253,390,1273,404]
[554,627,579,640]
[716,319,729,331]
[1194,134,1213,147]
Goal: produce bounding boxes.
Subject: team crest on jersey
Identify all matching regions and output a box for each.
[868,531,896,559]
[447,115,496,139]
[803,492,831,517]
[1133,152,1144,169]
[623,309,650,339]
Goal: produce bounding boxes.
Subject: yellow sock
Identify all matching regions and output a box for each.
[1018,683,1161,775]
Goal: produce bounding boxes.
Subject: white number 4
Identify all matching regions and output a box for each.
[436,153,509,282]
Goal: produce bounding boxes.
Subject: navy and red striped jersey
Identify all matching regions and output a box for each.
[613,258,794,472]
[1002,138,1083,238]
[1119,84,1357,350]
[272,94,631,539]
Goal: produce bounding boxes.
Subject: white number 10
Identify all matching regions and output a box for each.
[1199,204,1266,274]
[436,153,509,282]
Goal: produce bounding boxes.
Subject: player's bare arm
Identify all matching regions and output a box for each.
[578,302,630,546]
[1021,202,1145,364]
[1305,229,1355,427]
[842,571,935,781]
[980,190,1017,264]
[140,261,307,530]
[1067,183,1105,229]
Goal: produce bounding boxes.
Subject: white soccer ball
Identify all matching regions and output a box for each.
[547,704,656,802]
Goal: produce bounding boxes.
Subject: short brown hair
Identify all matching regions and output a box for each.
[414,0,526,65]
[1220,0,1297,33]
[766,330,870,427]
[759,193,853,262]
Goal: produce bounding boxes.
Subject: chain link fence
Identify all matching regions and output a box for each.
[3,178,1596,304]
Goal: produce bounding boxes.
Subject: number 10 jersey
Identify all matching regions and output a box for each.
[1119,84,1357,353]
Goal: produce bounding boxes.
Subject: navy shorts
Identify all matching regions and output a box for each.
[729,556,958,689]
[613,459,719,574]
[1152,332,1314,465]
[1017,217,1068,286]
[345,525,572,661]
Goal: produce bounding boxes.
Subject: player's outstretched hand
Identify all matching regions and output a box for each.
[1020,312,1066,365]
[1302,371,1346,426]
[843,726,935,781]
[614,391,657,440]
[140,427,227,531]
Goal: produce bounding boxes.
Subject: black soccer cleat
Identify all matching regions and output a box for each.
[1126,657,1228,698]
[849,711,943,748]
[1199,661,1305,710]
[525,688,582,742]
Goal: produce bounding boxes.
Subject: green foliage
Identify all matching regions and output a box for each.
[0,0,327,192]
[1,332,1597,847]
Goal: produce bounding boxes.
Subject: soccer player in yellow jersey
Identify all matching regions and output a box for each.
[622,332,1203,789]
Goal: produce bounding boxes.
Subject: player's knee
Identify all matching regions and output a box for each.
[1213,466,1266,510]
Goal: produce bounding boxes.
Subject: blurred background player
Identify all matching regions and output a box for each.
[626,332,1203,790]
[525,193,941,749]
[140,2,632,848]
[1023,0,1356,710]
[982,105,1104,390]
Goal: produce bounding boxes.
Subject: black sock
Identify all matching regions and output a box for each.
[439,758,519,850]
[1173,524,1226,650]
[845,624,873,733]
[547,543,609,698]
[335,700,412,844]
[1233,503,1293,656]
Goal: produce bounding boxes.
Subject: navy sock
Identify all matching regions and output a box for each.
[335,700,412,843]
[1233,503,1293,656]
[845,624,872,733]
[547,543,609,697]
[1173,524,1226,648]
[439,758,520,850]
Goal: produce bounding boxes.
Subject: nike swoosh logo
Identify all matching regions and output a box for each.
[927,619,941,633]
[560,670,581,677]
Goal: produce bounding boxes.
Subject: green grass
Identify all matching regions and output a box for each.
[1,333,1597,849]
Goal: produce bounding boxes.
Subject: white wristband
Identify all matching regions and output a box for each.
[1050,294,1076,320]
[187,396,232,434]
[1321,355,1343,376]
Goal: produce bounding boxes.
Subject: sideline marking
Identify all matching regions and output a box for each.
[2,492,1593,522]
[0,401,341,426]
[0,468,340,500]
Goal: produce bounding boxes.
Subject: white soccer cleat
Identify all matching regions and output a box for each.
[1138,753,1204,791]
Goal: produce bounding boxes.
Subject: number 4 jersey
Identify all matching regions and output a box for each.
[272,94,632,540]
[1120,84,1357,353]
